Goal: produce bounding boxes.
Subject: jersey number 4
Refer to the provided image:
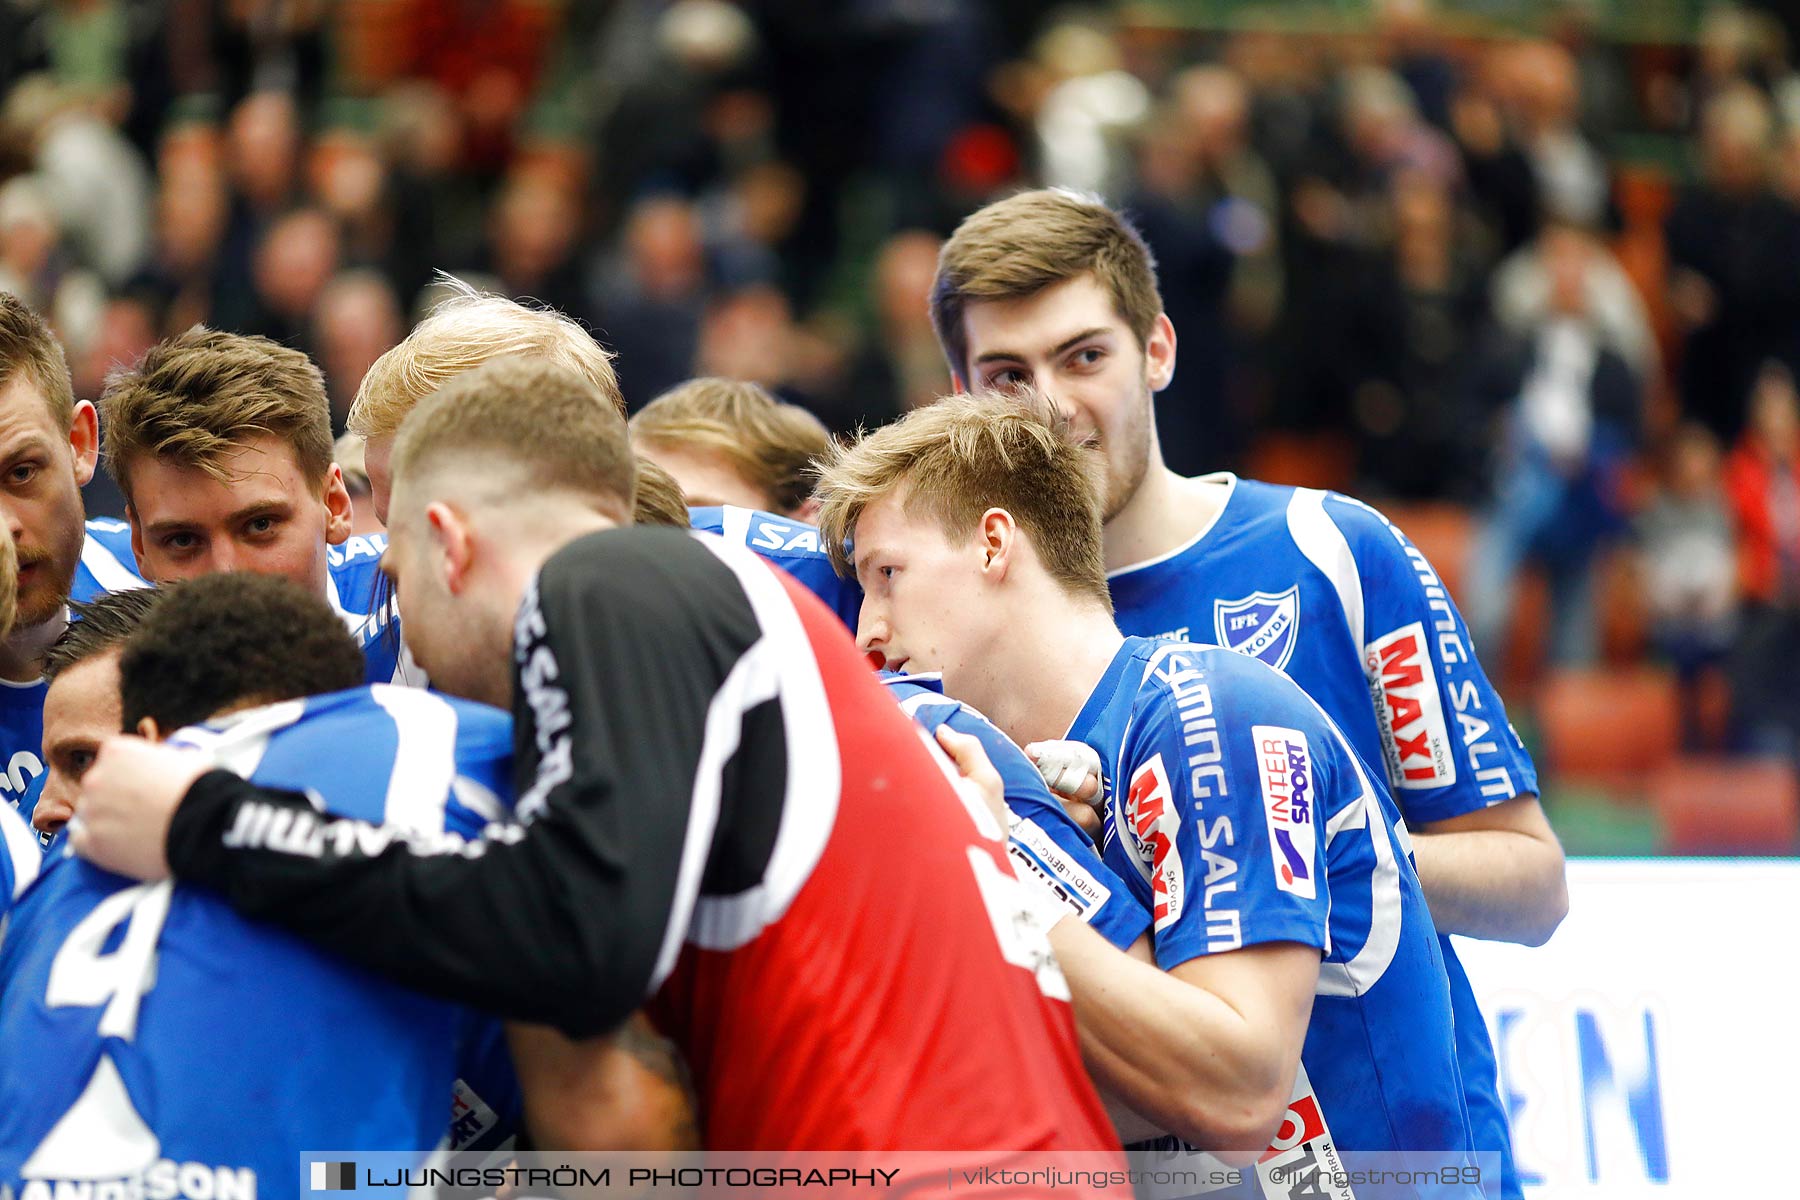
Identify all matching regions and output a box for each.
[24,882,172,1178]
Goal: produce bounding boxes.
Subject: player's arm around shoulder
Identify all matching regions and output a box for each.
[1035,665,1324,1157]
[1326,493,1569,946]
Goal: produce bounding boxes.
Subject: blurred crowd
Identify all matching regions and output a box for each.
[4,0,1800,766]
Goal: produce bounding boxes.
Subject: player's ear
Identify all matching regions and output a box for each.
[135,716,162,741]
[792,495,822,523]
[68,400,98,486]
[321,464,353,547]
[977,508,1016,581]
[425,501,474,594]
[1144,312,1177,393]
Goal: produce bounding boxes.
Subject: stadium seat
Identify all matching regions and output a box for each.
[1650,756,1800,855]
[1244,433,1355,493]
[1534,667,1680,791]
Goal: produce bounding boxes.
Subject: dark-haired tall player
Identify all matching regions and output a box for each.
[929,189,1565,1198]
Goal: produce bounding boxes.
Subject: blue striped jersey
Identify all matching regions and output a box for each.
[0,802,40,926]
[881,672,1149,952]
[0,686,517,1197]
[688,506,863,632]
[3,529,414,829]
[1108,474,1534,1195]
[0,521,147,817]
[1071,636,1476,1177]
[324,532,413,686]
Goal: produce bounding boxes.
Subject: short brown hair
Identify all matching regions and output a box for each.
[43,588,163,681]
[393,356,635,523]
[100,327,333,502]
[350,276,623,441]
[931,189,1163,381]
[0,291,75,428]
[632,455,689,527]
[630,377,830,514]
[815,392,1111,611]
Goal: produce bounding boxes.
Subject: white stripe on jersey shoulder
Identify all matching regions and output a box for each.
[1106,472,1238,579]
[2,803,41,901]
[1286,488,1365,651]
[176,698,307,781]
[895,691,949,721]
[371,685,456,835]
[1315,745,1404,999]
[79,529,148,594]
[720,504,754,547]
[891,675,1010,733]
[450,775,507,825]
[677,533,842,974]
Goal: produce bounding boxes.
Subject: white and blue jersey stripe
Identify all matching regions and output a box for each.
[0,521,147,818]
[0,803,40,928]
[1109,475,1535,1196]
[1069,636,1476,1180]
[3,529,413,827]
[324,532,413,686]
[882,672,1149,952]
[0,686,519,1193]
[688,506,863,632]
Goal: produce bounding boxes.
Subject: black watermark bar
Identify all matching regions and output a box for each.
[295,1150,1503,1200]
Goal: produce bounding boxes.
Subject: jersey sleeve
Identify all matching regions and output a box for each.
[689,505,865,632]
[1119,658,1331,972]
[893,685,1150,951]
[1,800,41,916]
[1326,493,1541,824]
[165,531,771,1040]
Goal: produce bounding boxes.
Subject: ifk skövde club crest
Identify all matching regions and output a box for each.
[1212,586,1300,671]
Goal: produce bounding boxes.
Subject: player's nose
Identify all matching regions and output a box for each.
[856,608,888,659]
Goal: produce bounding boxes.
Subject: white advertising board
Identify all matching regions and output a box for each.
[1454,858,1800,1198]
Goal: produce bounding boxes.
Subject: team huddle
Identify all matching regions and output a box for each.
[0,190,1568,1199]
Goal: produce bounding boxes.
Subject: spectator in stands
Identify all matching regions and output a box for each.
[1346,167,1488,500]
[593,195,707,410]
[484,168,592,327]
[1506,41,1609,228]
[817,229,944,436]
[248,207,340,353]
[3,75,152,288]
[1666,83,1800,440]
[1491,213,1659,385]
[212,91,303,333]
[1725,361,1800,757]
[314,270,404,432]
[1464,219,1642,667]
[1638,423,1736,749]
[1127,65,1281,476]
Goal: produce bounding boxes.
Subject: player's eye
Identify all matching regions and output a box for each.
[245,516,278,536]
[162,532,200,552]
[1069,347,1104,369]
[880,566,897,581]
[7,461,40,486]
[61,749,95,779]
[984,368,1028,389]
